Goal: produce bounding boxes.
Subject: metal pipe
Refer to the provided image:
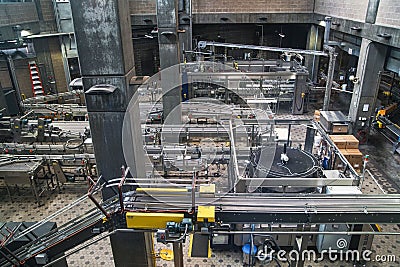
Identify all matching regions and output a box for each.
[198,41,328,56]
[42,231,113,267]
[1,245,21,263]
[0,249,15,265]
[311,25,319,82]
[118,166,129,213]
[323,16,332,44]
[213,230,400,235]
[88,185,110,219]
[191,170,197,212]
[173,242,184,267]
[366,169,386,194]
[322,46,337,110]
[188,0,193,51]
[10,194,88,242]
[19,110,34,120]
[229,120,240,193]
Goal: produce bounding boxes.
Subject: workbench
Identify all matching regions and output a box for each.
[0,160,44,205]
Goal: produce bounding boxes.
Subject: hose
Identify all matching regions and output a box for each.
[66,138,85,149]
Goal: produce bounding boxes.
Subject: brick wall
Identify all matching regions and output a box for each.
[133,38,159,76]
[0,60,34,98]
[48,37,68,93]
[314,0,369,22]
[128,0,313,14]
[39,0,57,32]
[375,0,400,27]
[0,65,12,88]
[0,3,38,26]
[129,0,156,14]
[193,0,314,13]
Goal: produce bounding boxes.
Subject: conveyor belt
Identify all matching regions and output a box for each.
[0,154,95,164]
[126,193,400,224]
[0,196,118,267]
[4,190,400,266]
[50,121,90,134]
[0,143,94,155]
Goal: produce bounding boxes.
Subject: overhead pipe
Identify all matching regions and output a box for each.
[213,230,400,236]
[322,45,337,110]
[323,16,332,44]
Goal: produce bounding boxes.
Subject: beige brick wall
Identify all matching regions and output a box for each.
[0,60,34,98]
[128,0,313,14]
[193,0,314,13]
[314,0,369,22]
[48,37,68,93]
[40,0,56,22]
[376,0,400,27]
[39,0,57,32]
[129,0,156,14]
[0,3,38,26]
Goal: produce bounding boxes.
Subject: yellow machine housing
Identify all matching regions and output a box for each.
[197,206,215,223]
[126,212,184,229]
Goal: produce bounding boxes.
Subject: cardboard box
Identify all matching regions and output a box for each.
[329,135,347,149]
[340,148,363,170]
[343,135,359,149]
[330,135,359,149]
[314,110,321,122]
[345,148,363,162]
[332,123,348,134]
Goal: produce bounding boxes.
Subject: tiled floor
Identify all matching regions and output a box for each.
[1,113,400,267]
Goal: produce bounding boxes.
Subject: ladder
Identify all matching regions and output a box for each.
[28,61,45,97]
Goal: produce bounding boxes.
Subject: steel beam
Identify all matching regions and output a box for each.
[199,41,328,56]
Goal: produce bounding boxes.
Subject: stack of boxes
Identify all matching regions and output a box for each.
[314,110,321,122]
[329,135,363,172]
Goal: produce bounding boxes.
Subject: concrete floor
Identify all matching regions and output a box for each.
[361,128,400,191]
[1,113,400,267]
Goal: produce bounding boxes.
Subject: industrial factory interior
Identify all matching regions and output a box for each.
[1,0,400,266]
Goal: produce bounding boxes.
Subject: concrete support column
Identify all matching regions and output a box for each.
[70,1,152,266]
[366,0,380,24]
[305,25,322,83]
[349,39,387,135]
[71,0,144,194]
[157,0,182,123]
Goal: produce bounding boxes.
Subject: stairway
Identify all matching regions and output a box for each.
[28,61,45,97]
